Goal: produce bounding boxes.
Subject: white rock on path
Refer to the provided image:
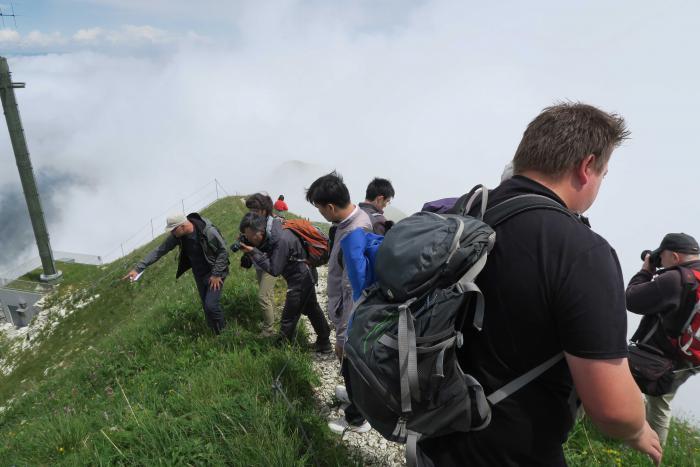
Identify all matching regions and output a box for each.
[303,266,406,466]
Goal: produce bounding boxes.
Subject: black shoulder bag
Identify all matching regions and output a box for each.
[628,319,676,396]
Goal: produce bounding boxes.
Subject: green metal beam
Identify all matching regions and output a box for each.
[0,56,61,282]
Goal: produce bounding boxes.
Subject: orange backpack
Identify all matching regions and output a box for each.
[282,219,330,267]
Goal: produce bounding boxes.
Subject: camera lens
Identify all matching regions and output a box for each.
[640,250,652,262]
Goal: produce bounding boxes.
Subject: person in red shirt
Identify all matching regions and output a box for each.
[274,195,289,213]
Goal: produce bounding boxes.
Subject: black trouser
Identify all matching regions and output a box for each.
[194,274,226,334]
[280,267,330,343]
[341,358,366,425]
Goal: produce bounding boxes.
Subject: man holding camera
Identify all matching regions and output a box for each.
[237,212,332,351]
[238,193,278,337]
[627,233,700,445]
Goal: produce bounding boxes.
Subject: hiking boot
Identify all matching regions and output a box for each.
[328,417,371,435]
[258,327,276,338]
[313,339,333,354]
[335,385,350,404]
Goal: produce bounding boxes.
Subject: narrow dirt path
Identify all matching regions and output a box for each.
[304,266,405,466]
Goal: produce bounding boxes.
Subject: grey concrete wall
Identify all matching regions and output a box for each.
[0,288,43,327]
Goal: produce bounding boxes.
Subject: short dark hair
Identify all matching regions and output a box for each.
[240,212,267,233]
[245,193,273,216]
[512,102,630,178]
[365,178,394,201]
[305,171,351,208]
[278,195,284,201]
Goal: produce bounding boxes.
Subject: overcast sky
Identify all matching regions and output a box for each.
[1,0,700,418]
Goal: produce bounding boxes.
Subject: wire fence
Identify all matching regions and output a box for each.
[100,179,231,264]
[0,179,233,283]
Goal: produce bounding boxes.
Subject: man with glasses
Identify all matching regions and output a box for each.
[243,193,279,337]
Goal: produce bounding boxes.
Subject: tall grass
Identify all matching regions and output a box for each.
[1,196,699,465]
[0,197,358,466]
[564,414,700,466]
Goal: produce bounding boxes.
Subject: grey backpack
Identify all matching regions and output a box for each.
[344,187,574,466]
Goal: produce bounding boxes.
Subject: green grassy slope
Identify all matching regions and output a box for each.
[565,415,700,466]
[0,196,357,466]
[1,196,699,466]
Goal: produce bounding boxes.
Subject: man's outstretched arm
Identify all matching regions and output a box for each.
[122,234,178,280]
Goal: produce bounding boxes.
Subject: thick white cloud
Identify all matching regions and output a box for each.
[24,30,66,47]
[0,28,19,42]
[73,27,103,42]
[106,25,171,44]
[1,0,700,417]
[0,25,200,50]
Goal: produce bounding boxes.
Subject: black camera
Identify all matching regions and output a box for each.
[640,250,662,269]
[230,234,248,253]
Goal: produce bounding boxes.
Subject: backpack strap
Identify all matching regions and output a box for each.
[447,185,483,216]
[637,316,662,345]
[487,352,564,405]
[472,193,575,405]
[454,249,490,332]
[397,298,420,414]
[463,185,489,220]
[484,193,579,226]
[676,266,700,333]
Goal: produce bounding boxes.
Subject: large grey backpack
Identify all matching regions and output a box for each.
[344,187,575,466]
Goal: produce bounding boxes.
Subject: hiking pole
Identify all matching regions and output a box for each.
[271,364,316,461]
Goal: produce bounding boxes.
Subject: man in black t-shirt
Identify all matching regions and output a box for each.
[418,103,662,466]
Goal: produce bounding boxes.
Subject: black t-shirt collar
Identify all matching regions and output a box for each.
[494,176,592,227]
[498,175,569,209]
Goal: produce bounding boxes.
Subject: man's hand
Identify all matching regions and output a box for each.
[122,269,139,281]
[624,421,662,466]
[335,341,344,362]
[643,254,656,273]
[239,243,254,254]
[209,276,223,291]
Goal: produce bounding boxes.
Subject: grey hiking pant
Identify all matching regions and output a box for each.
[256,269,276,331]
[645,366,695,445]
[194,274,226,334]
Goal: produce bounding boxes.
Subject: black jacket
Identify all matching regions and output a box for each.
[627,260,700,355]
[136,213,230,279]
[249,217,308,281]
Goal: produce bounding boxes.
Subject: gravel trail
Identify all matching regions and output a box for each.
[304,266,405,466]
